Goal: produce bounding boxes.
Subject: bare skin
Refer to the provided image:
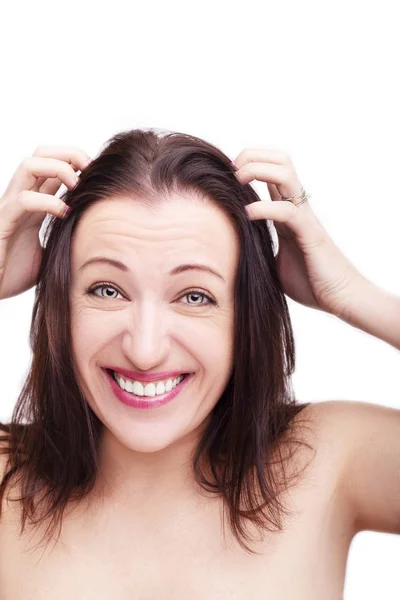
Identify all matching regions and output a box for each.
[0,144,399,598]
[0,401,356,599]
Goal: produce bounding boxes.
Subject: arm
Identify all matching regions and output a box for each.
[232,147,400,350]
[318,400,400,535]
[334,278,400,351]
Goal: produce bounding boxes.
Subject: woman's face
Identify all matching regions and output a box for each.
[70,193,239,454]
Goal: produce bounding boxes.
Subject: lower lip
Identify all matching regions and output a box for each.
[103,369,192,409]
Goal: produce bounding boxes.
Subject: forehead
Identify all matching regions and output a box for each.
[71,194,239,274]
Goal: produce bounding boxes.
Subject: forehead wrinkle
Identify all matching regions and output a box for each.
[77,196,228,237]
[84,215,219,238]
[78,219,229,252]
[75,231,231,269]
[87,216,192,233]
[73,199,239,277]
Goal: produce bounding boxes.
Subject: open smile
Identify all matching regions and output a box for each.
[103,368,192,409]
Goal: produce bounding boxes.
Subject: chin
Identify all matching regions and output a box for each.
[104,416,194,455]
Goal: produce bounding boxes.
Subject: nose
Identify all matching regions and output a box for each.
[121,302,170,372]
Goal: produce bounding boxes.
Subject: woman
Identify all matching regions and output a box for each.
[0,128,398,598]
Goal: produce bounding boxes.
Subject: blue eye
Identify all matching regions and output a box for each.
[183,291,215,306]
[86,283,216,307]
[86,283,123,299]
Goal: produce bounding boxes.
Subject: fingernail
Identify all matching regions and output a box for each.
[231,160,237,167]
[63,206,71,217]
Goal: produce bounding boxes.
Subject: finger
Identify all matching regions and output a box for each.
[31,175,48,193]
[4,157,80,197]
[233,147,293,168]
[245,199,321,241]
[2,190,70,222]
[30,146,91,193]
[38,177,64,196]
[267,182,281,202]
[32,145,91,172]
[32,175,63,194]
[235,161,302,199]
[246,199,297,222]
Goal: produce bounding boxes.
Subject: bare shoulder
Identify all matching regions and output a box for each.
[292,399,380,470]
[285,400,353,455]
[301,398,400,458]
[288,400,352,469]
[269,401,352,497]
[296,399,400,535]
[284,400,367,497]
[293,398,380,445]
[314,399,400,534]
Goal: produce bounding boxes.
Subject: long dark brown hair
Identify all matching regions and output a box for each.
[0,128,314,554]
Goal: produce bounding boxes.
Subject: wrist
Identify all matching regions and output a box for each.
[335,277,400,349]
[333,275,372,323]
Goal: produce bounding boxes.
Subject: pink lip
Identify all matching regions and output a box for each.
[103,368,192,409]
[104,367,189,383]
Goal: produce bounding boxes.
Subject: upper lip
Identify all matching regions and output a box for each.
[105,366,189,383]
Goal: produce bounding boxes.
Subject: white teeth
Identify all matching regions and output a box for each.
[113,372,185,397]
[132,381,144,396]
[156,382,165,395]
[144,383,156,397]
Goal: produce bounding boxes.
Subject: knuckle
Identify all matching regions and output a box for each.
[240,160,251,172]
[77,149,89,162]
[283,166,295,182]
[240,147,252,158]
[279,151,293,165]
[33,145,54,157]
[291,178,303,193]
[240,163,254,179]
[19,157,34,171]
[16,190,31,207]
[235,148,251,163]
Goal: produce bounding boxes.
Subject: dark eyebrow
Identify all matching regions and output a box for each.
[79,257,129,273]
[79,257,226,282]
[169,263,225,282]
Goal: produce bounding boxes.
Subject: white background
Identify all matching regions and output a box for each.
[0,1,399,597]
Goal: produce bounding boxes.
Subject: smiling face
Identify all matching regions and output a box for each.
[69,193,239,456]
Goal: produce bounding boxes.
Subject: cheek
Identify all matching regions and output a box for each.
[178,312,234,373]
[70,307,115,364]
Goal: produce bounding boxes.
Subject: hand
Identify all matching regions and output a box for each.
[232,148,365,316]
[0,146,91,300]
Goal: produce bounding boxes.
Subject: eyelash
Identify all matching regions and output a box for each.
[85,282,217,307]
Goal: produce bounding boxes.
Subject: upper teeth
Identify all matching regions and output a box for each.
[113,371,185,397]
